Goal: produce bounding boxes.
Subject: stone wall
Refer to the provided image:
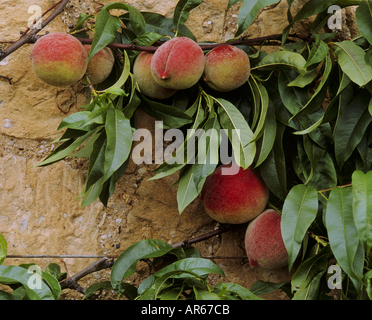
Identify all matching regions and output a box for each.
[0,0,358,300]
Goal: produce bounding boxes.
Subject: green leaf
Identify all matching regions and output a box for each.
[334,0,362,6]
[334,90,372,169]
[291,271,325,300]
[213,282,264,300]
[255,98,277,167]
[0,290,20,300]
[36,131,92,167]
[44,263,67,282]
[291,246,331,290]
[174,0,203,34]
[278,69,311,116]
[302,135,326,185]
[154,258,225,279]
[253,51,307,75]
[124,12,195,40]
[139,92,194,128]
[98,51,130,95]
[84,281,114,299]
[215,97,256,169]
[290,55,332,120]
[102,2,146,36]
[57,111,92,131]
[364,269,372,300]
[333,40,372,87]
[111,239,174,293]
[352,171,372,253]
[281,184,319,270]
[250,80,269,141]
[85,130,107,190]
[305,36,330,68]
[0,265,55,300]
[282,0,338,44]
[194,287,220,300]
[103,105,133,182]
[235,0,281,37]
[249,280,287,296]
[325,187,365,290]
[85,281,137,300]
[0,234,7,265]
[81,176,105,207]
[89,9,121,62]
[293,71,352,135]
[177,165,200,214]
[356,0,372,46]
[259,122,287,200]
[40,271,61,300]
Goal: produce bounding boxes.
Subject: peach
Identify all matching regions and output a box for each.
[245,209,288,269]
[200,163,269,224]
[151,37,205,90]
[203,45,250,92]
[81,45,115,85]
[133,52,177,99]
[29,32,88,87]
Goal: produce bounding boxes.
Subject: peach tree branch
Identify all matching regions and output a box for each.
[0,0,70,62]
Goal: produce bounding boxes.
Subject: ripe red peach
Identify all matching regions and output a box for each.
[133,52,177,99]
[29,32,88,87]
[200,163,269,224]
[151,37,205,90]
[245,209,288,269]
[203,45,251,92]
[81,45,115,84]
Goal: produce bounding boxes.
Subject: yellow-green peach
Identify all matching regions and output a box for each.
[29,32,88,87]
[203,45,250,92]
[133,52,176,99]
[82,45,115,84]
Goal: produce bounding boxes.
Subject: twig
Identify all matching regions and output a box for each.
[16,225,244,296]
[21,0,64,38]
[0,0,69,62]
[1,32,313,62]
[60,258,115,294]
[171,224,242,248]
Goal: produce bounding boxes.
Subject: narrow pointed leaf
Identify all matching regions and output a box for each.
[235,0,281,37]
[111,239,174,292]
[352,171,372,253]
[281,184,318,270]
[333,40,372,87]
[356,0,372,46]
[103,105,133,182]
[325,187,365,289]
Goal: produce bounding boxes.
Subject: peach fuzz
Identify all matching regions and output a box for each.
[203,44,250,92]
[200,163,269,224]
[81,45,115,85]
[245,209,288,269]
[29,32,88,87]
[133,52,177,100]
[151,37,205,90]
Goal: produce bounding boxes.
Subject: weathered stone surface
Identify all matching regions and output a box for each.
[0,153,104,275]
